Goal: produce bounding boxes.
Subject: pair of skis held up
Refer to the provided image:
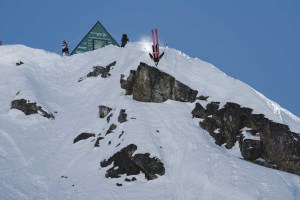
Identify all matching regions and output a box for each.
[149,29,165,66]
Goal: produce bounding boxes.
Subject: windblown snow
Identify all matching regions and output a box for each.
[0,43,300,200]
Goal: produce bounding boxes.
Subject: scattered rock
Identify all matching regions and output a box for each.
[100,144,165,180]
[118,109,127,123]
[124,177,137,182]
[11,99,54,119]
[106,124,117,135]
[16,61,24,66]
[116,143,121,147]
[94,137,104,147]
[116,183,122,186]
[99,105,112,118]
[196,95,209,101]
[107,113,113,123]
[73,133,95,144]
[78,61,116,82]
[120,62,198,103]
[118,131,124,138]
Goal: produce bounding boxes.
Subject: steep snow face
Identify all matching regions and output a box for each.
[0,43,299,200]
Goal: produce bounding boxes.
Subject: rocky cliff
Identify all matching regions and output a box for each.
[121,62,300,176]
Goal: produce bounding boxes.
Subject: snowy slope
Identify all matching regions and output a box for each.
[0,43,300,200]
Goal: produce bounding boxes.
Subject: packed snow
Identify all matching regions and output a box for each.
[0,43,300,200]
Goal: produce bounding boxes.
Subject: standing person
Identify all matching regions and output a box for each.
[0,41,3,46]
[121,34,129,47]
[62,40,69,56]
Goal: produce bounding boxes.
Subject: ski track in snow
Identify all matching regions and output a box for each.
[0,43,300,200]
[0,130,28,166]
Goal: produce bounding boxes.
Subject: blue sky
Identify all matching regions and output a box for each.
[1,0,299,117]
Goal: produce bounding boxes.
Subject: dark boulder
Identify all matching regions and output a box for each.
[118,109,127,123]
[105,124,117,135]
[94,136,104,147]
[196,95,209,101]
[16,61,24,66]
[99,105,112,118]
[73,133,95,144]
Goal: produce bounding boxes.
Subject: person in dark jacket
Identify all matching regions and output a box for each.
[62,40,69,56]
[121,34,129,47]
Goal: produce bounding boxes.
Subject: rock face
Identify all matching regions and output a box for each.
[192,101,300,175]
[120,62,198,103]
[100,144,165,180]
[73,133,95,143]
[78,61,116,82]
[11,99,54,119]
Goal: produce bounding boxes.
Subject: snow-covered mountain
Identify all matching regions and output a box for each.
[0,43,300,200]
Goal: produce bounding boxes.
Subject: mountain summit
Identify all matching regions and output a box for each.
[0,43,300,200]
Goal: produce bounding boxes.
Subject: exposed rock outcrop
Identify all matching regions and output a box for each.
[100,144,165,180]
[94,136,104,147]
[11,99,54,119]
[192,101,300,175]
[78,61,116,82]
[120,62,198,103]
[73,133,95,143]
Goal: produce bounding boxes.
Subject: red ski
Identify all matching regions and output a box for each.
[149,28,164,66]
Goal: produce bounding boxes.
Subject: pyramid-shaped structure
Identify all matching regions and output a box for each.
[71,21,119,55]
